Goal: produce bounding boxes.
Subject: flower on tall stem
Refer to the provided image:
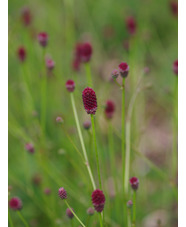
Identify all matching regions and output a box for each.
[126,16,137,35]
[118,62,129,78]
[46,58,55,71]
[91,189,105,213]
[82,87,97,114]
[129,177,139,191]
[104,100,115,119]
[17,46,26,62]
[66,80,75,92]
[58,187,67,200]
[38,32,48,47]
[66,208,74,219]
[9,197,23,211]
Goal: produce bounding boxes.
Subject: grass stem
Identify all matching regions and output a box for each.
[17,211,29,227]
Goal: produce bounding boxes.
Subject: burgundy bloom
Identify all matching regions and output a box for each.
[170,1,178,17]
[21,7,32,26]
[105,100,115,119]
[83,120,91,130]
[25,143,34,154]
[91,189,105,213]
[79,42,93,63]
[58,187,67,200]
[9,197,22,211]
[44,188,51,195]
[46,58,55,70]
[126,16,137,35]
[82,87,97,115]
[111,69,119,79]
[129,177,139,190]
[66,80,75,92]
[66,208,74,219]
[87,207,95,216]
[173,59,178,75]
[127,200,133,208]
[118,62,129,78]
[17,47,26,62]
[38,32,48,47]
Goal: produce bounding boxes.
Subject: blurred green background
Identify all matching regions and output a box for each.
[8,0,178,226]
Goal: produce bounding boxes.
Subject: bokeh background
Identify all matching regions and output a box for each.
[8,0,178,226]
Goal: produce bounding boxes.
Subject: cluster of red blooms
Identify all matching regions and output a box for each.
[72,42,93,71]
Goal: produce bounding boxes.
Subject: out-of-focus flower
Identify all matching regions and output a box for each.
[9,197,23,211]
[126,16,137,35]
[170,1,178,17]
[83,120,91,130]
[87,207,95,215]
[118,62,129,78]
[17,46,26,62]
[105,100,115,119]
[58,187,67,200]
[21,7,32,26]
[129,177,139,190]
[66,208,74,219]
[91,189,105,212]
[66,80,75,92]
[127,200,133,208]
[25,143,35,154]
[111,69,119,79]
[46,58,55,70]
[38,32,48,47]
[173,59,178,75]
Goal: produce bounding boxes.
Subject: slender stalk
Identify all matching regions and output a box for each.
[17,211,29,227]
[91,114,102,189]
[122,78,125,194]
[65,200,86,227]
[70,93,96,190]
[99,213,103,227]
[132,191,136,227]
[85,63,93,87]
[8,211,14,227]
[127,208,132,227]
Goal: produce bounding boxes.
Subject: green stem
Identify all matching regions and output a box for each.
[85,63,93,87]
[8,211,14,227]
[127,208,132,227]
[17,211,29,227]
[99,213,103,227]
[70,93,96,190]
[132,191,136,227]
[91,114,102,189]
[65,200,86,227]
[122,78,125,195]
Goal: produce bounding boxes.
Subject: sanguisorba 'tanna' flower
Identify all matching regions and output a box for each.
[83,120,91,130]
[118,62,129,78]
[105,100,115,119]
[91,189,105,212]
[25,143,35,154]
[79,42,92,63]
[21,7,32,26]
[66,80,75,92]
[111,69,119,79]
[129,177,139,191]
[58,187,67,200]
[66,208,74,219]
[38,32,48,47]
[46,58,55,71]
[9,197,23,211]
[82,87,97,115]
[173,59,178,75]
[126,16,137,35]
[17,46,26,62]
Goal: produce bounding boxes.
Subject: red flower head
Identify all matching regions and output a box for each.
[83,120,91,130]
[66,80,75,92]
[129,177,139,190]
[111,69,119,79]
[25,143,35,154]
[173,59,178,75]
[17,47,26,62]
[87,207,95,216]
[127,200,133,208]
[9,197,23,211]
[170,1,178,17]
[91,189,105,213]
[44,188,51,195]
[58,187,67,200]
[79,42,93,63]
[38,32,48,47]
[21,7,32,26]
[66,208,74,219]
[82,87,97,115]
[118,62,129,78]
[56,116,63,123]
[105,100,115,119]
[46,58,55,70]
[126,16,137,35]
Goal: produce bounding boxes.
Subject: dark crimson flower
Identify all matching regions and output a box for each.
[91,189,105,213]
[66,80,75,92]
[83,120,91,130]
[170,1,178,17]
[58,187,67,200]
[25,143,34,154]
[21,7,32,26]
[17,47,26,62]
[82,87,97,115]
[126,16,137,35]
[118,62,129,78]
[105,100,115,119]
[56,116,63,123]
[9,197,23,211]
[173,59,178,75]
[79,42,92,63]
[87,207,95,216]
[127,200,133,208]
[111,69,119,79]
[66,208,74,219]
[129,177,139,190]
[38,32,48,47]
[46,58,55,70]
[44,188,51,195]
[72,58,81,71]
